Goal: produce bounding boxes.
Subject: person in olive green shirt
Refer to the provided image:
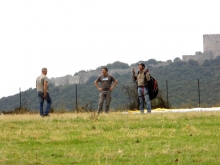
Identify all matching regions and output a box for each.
[36,68,52,117]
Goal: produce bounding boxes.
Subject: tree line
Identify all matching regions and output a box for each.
[0,56,220,112]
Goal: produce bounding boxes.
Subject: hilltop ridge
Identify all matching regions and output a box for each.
[49,60,172,86]
[0,56,220,111]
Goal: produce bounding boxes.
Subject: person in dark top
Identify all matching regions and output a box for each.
[94,67,118,113]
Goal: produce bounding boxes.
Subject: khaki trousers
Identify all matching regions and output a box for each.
[98,90,112,113]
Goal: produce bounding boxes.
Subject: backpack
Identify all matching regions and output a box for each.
[137,71,158,100]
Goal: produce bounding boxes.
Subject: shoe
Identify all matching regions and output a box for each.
[44,114,50,117]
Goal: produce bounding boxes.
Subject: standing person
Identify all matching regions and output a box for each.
[94,67,118,114]
[132,63,151,113]
[36,68,52,117]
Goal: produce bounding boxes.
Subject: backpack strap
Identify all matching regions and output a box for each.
[144,72,148,87]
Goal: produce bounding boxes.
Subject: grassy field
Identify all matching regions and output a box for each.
[0,112,220,165]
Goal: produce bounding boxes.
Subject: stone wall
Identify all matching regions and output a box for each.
[182,51,213,64]
[149,61,172,68]
[49,63,182,87]
[50,75,80,86]
[78,68,131,84]
[50,68,132,86]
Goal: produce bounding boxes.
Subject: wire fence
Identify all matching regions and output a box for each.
[11,76,220,112]
[158,78,220,108]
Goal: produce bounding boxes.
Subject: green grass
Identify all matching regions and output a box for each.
[0,112,220,165]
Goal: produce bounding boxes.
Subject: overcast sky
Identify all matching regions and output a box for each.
[0,0,220,98]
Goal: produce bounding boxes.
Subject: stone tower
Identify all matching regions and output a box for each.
[203,34,220,58]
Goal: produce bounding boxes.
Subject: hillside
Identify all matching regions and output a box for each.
[0,57,220,111]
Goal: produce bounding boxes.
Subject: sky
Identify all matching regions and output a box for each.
[0,0,220,98]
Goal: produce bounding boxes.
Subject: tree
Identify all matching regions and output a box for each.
[106,61,129,69]
[74,70,87,75]
[130,63,137,67]
[202,59,210,67]
[166,60,172,63]
[210,56,220,66]
[147,59,158,65]
[122,83,139,110]
[173,57,181,62]
[96,61,130,70]
[188,59,199,67]
[78,70,87,73]
[85,75,98,84]
[171,60,187,67]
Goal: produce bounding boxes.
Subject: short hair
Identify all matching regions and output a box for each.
[138,63,145,68]
[42,68,47,72]
[102,67,108,72]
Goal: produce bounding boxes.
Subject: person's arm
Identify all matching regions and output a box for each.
[132,68,137,81]
[109,80,118,91]
[94,79,103,91]
[132,74,137,81]
[43,80,48,98]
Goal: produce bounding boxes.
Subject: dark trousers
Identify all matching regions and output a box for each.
[38,92,52,116]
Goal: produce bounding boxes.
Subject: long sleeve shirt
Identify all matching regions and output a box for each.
[132,71,151,87]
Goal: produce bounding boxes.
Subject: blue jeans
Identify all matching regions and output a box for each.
[138,87,151,113]
[38,92,52,116]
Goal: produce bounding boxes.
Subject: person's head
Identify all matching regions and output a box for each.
[138,63,145,71]
[102,67,108,75]
[42,67,48,75]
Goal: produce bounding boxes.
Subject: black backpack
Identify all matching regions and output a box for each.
[137,71,158,100]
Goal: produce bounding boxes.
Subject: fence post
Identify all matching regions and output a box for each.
[166,80,169,107]
[76,84,78,111]
[198,79,201,107]
[19,87,21,109]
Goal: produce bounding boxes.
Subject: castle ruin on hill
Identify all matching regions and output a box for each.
[50,34,220,86]
[182,34,220,64]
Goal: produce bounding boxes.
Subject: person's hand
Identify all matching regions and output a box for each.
[132,68,135,74]
[145,68,149,73]
[109,87,114,91]
[43,92,47,98]
[98,88,103,91]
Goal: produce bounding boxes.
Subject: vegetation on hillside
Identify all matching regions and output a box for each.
[0,57,220,111]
